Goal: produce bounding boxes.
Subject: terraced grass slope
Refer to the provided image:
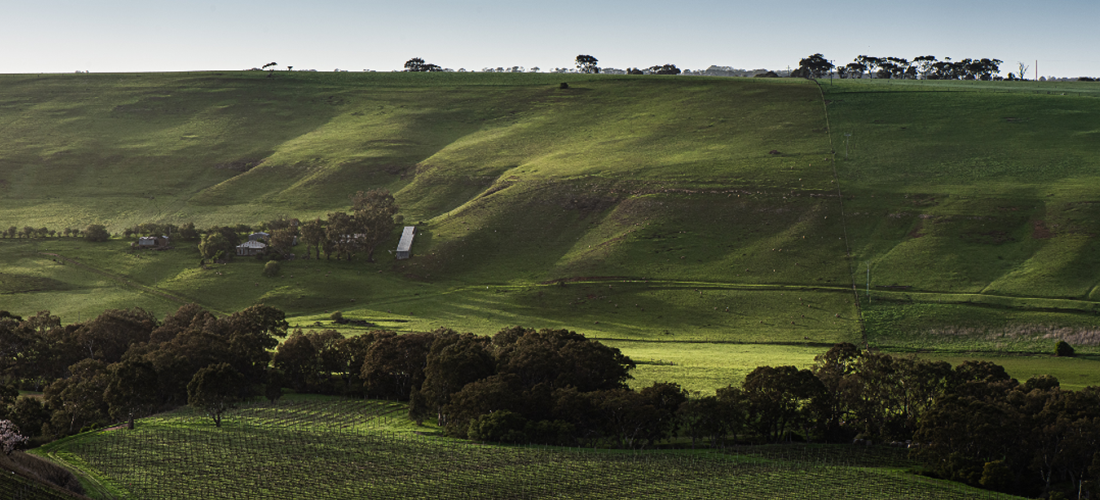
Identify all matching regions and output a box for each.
[2,73,1099,391]
[824,80,1100,357]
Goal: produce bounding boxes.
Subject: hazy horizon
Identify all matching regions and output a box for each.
[3,0,1099,78]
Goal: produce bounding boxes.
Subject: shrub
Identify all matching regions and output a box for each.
[467,410,528,443]
[263,260,281,277]
[83,224,109,242]
[1054,340,1075,357]
[330,311,345,324]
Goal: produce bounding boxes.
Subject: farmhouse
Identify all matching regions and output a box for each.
[253,231,299,245]
[396,226,415,259]
[131,235,170,249]
[236,240,267,256]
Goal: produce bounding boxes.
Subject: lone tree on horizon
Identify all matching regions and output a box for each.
[795,54,834,79]
[404,57,442,72]
[575,55,599,74]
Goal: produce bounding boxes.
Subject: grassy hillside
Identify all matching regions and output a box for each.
[2,73,1099,392]
[824,79,1100,364]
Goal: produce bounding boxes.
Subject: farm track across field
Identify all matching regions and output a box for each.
[43,246,1097,325]
[38,252,197,310]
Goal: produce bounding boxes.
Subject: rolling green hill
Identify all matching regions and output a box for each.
[2,72,1099,391]
[823,79,1100,362]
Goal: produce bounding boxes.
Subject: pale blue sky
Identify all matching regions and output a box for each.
[3,0,1098,77]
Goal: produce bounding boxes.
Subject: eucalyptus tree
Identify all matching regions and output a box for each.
[575,55,599,74]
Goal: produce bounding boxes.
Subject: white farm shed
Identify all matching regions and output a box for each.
[396,226,415,260]
[236,240,267,256]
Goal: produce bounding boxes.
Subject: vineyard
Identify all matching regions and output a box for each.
[37,399,1023,499]
[0,472,81,500]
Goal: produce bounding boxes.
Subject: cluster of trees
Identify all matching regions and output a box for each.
[574,56,680,76]
[177,189,397,264]
[625,64,682,75]
[198,189,398,263]
[2,224,108,241]
[122,222,199,240]
[0,304,289,439]
[6,189,398,266]
[795,53,1005,81]
[274,326,1090,498]
[397,55,686,77]
[4,301,1093,497]
[403,58,443,72]
[910,373,1100,498]
[272,325,671,447]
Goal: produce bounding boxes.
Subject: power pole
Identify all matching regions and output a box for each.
[866,263,871,303]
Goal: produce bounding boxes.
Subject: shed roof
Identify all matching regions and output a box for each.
[396,226,415,253]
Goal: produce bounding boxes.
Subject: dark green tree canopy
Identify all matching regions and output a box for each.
[796,53,834,79]
[104,359,160,429]
[198,232,233,261]
[493,327,634,392]
[187,362,248,427]
[575,55,599,74]
[419,331,495,426]
[646,64,681,75]
[404,57,442,72]
[361,332,434,400]
[83,224,109,242]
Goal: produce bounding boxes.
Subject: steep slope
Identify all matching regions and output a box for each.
[824,80,1100,350]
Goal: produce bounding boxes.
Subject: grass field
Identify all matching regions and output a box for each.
[35,397,1023,499]
[821,78,1100,382]
[3,73,1100,392]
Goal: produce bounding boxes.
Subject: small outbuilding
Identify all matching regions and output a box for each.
[248,232,270,242]
[132,235,170,249]
[396,226,415,260]
[236,240,267,256]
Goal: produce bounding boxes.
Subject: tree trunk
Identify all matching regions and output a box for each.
[127,414,134,430]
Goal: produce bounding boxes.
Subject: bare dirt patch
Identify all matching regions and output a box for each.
[907,220,925,239]
[1032,220,1055,239]
[929,324,1100,346]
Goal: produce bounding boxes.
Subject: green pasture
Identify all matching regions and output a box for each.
[825,79,1100,301]
[3,73,1100,389]
[35,398,1021,500]
[604,341,825,394]
[863,301,1100,353]
[820,79,1100,367]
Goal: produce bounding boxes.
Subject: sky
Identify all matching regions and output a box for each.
[3,0,1099,78]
